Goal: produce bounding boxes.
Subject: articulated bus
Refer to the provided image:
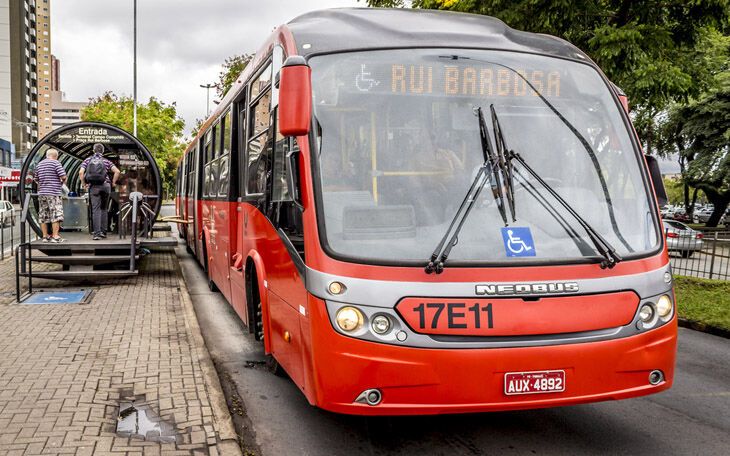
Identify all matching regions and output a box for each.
[176,8,675,415]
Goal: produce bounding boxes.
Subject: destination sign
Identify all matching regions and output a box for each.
[350,63,562,98]
[54,127,128,144]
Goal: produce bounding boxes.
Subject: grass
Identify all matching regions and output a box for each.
[674,276,730,331]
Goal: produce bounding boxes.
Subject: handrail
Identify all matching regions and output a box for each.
[129,192,143,272]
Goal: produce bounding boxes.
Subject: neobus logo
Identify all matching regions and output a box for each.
[475,282,580,296]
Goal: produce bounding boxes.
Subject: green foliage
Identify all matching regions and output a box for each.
[365,0,730,154]
[663,177,684,205]
[216,54,253,99]
[190,118,205,140]
[81,92,186,197]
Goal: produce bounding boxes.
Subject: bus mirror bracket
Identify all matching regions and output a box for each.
[645,155,668,207]
[287,147,304,211]
[280,56,312,137]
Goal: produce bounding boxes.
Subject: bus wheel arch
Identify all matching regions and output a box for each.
[245,253,273,354]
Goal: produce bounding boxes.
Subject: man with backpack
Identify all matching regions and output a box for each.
[80,143,121,240]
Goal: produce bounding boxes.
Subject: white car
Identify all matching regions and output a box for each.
[0,201,15,227]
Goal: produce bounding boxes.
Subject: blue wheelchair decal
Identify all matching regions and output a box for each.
[501,227,536,257]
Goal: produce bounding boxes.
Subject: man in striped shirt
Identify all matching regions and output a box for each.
[34,148,67,242]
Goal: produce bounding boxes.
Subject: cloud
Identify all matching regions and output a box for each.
[51,0,362,135]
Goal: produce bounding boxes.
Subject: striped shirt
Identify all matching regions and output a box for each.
[35,159,67,196]
[81,153,114,184]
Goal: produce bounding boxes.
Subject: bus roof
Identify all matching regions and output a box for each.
[287,8,590,62]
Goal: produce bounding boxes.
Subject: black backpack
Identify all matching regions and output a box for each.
[86,156,107,185]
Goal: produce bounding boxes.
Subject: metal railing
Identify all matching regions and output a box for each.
[16,192,36,302]
[667,228,730,280]
[117,192,159,272]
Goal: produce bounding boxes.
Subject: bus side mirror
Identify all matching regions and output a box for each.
[279,56,311,137]
[645,155,668,207]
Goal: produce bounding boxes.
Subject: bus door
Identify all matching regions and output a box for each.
[185,145,198,255]
[202,126,222,286]
[212,109,234,302]
[230,100,248,321]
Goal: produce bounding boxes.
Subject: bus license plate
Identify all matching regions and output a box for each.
[504,370,565,395]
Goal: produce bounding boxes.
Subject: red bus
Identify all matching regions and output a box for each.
[176,8,675,415]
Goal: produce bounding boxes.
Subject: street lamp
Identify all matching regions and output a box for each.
[200,83,215,117]
[133,0,138,136]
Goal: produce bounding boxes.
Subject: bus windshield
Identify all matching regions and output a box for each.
[309,49,660,265]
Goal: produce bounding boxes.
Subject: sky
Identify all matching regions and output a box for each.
[51,0,361,136]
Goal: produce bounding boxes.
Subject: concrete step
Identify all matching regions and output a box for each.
[19,270,138,280]
[30,255,139,265]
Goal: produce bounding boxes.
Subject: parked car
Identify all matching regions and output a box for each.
[663,219,703,258]
[0,200,14,227]
[670,209,692,223]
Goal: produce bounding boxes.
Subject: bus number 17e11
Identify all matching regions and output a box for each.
[406,301,495,331]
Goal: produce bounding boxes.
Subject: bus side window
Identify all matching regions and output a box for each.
[237,103,247,198]
[247,89,272,196]
[270,114,304,257]
[218,109,232,197]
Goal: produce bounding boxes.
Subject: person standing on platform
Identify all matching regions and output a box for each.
[80,143,121,240]
[34,148,67,243]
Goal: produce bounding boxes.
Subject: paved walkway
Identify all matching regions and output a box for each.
[0,248,241,455]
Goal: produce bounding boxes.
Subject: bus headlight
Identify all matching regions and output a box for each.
[371,315,391,335]
[336,306,364,332]
[639,303,655,323]
[656,295,673,319]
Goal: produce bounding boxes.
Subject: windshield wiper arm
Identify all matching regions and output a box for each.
[425,107,505,274]
[508,149,622,269]
[490,105,516,222]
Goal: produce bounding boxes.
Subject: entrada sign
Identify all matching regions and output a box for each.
[55,127,127,144]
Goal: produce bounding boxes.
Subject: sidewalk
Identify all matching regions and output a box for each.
[0,247,241,455]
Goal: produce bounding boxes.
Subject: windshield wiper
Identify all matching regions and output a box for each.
[490,108,622,269]
[425,107,506,274]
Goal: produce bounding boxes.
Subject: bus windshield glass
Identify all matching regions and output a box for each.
[309,49,659,265]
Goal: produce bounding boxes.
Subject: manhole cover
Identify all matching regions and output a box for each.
[116,402,177,443]
[20,290,90,305]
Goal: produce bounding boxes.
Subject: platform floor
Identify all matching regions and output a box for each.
[30,231,177,249]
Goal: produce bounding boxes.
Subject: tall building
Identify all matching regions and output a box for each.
[3,0,52,159]
[51,90,86,130]
[0,0,15,148]
[35,0,52,139]
[50,53,59,90]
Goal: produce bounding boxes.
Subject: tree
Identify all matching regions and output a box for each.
[216,54,253,99]
[679,83,730,226]
[365,0,730,154]
[656,30,730,225]
[81,92,186,198]
[189,117,205,140]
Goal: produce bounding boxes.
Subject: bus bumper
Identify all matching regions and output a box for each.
[309,316,677,415]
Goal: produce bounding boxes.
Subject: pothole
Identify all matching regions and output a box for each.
[116,400,178,443]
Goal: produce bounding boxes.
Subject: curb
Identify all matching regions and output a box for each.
[678,317,730,339]
[175,249,243,456]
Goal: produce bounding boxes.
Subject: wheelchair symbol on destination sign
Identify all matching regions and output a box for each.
[501,227,536,257]
[355,64,380,92]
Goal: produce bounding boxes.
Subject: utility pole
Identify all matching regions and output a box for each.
[133,0,138,136]
[200,84,215,117]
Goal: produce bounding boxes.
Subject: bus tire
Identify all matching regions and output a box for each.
[248,265,286,377]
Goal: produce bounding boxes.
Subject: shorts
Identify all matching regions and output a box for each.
[38,195,64,223]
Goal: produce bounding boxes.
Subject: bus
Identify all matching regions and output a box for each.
[176,8,675,415]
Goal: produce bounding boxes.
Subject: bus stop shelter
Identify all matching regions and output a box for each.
[19,121,162,236]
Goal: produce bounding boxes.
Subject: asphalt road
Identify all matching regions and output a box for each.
[176,243,730,456]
